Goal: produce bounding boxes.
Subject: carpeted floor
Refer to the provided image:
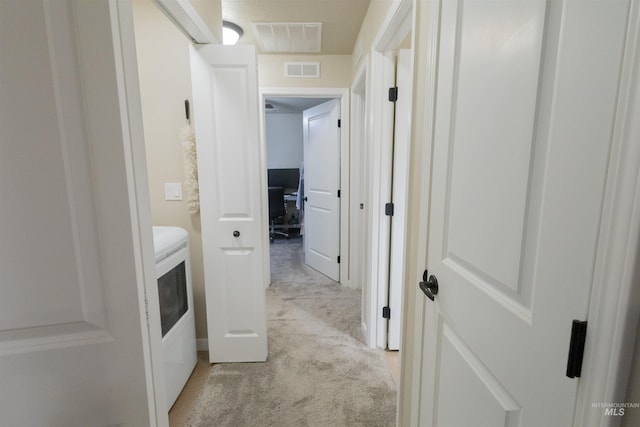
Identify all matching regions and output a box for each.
[186,238,397,427]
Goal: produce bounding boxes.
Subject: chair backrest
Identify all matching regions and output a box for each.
[268,186,286,219]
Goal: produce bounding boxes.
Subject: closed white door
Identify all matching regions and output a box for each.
[0,1,159,425]
[387,49,412,350]
[303,99,341,282]
[190,44,267,363]
[417,0,631,426]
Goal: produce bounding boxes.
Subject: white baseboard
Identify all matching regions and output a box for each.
[196,338,208,351]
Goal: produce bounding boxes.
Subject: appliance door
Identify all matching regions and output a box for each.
[155,243,197,407]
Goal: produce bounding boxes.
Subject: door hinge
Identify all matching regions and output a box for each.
[144,293,150,323]
[337,256,341,264]
[385,202,394,216]
[388,87,398,102]
[338,119,341,128]
[337,189,341,198]
[382,306,391,319]
[566,320,587,378]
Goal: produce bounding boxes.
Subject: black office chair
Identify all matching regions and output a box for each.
[268,186,289,241]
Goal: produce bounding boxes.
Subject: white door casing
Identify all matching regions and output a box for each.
[0,0,163,425]
[367,0,413,351]
[190,44,267,363]
[303,99,341,282]
[350,63,372,343]
[387,49,412,351]
[417,1,632,426]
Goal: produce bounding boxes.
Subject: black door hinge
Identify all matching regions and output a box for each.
[338,119,341,128]
[337,256,341,264]
[337,189,341,198]
[385,202,394,216]
[388,87,398,102]
[382,306,391,319]
[566,320,587,378]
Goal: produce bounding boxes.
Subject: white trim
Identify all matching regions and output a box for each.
[367,0,413,350]
[351,59,374,345]
[259,88,350,287]
[575,2,640,425]
[371,49,396,350]
[111,1,169,425]
[400,0,441,424]
[153,0,218,44]
[108,1,168,426]
[373,0,413,53]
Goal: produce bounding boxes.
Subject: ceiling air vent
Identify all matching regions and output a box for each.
[285,62,320,78]
[253,22,322,53]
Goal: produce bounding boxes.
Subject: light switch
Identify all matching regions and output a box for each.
[164,183,183,201]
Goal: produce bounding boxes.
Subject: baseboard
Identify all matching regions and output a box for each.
[196,338,208,351]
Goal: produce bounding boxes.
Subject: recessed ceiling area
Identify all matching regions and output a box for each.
[265,97,332,113]
[221,0,371,54]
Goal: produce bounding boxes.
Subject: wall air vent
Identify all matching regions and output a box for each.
[284,62,320,78]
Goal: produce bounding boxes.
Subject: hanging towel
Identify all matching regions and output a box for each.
[181,125,200,215]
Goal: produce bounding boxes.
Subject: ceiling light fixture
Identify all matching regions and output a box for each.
[222,20,243,45]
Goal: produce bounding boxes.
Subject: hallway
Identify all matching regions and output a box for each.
[171,238,397,426]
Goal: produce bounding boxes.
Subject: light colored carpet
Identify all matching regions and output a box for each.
[186,238,397,427]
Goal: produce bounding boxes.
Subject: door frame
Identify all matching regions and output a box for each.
[258,88,350,287]
[366,0,413,350]
[399,0,640,426]
[350,60,372,343]
[110,1,168,425]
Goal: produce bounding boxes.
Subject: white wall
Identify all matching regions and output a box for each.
[266,114,303,169]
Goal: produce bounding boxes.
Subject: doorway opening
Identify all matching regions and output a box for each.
[264,96,342,283]
[258,89,351,288]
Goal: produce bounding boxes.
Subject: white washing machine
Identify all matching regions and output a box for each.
[152,226,197,409]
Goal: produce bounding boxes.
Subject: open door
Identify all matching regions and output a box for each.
[0,1,161,425]
[303,99,341,282]
[387,49,412,350]
[190,44,268,363]
[416,0,631,425]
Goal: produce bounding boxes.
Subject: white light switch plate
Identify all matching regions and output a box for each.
[164,183,183,201]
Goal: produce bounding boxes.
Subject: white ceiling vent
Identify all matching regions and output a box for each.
[285,62,321,78]
[253,22,322,53]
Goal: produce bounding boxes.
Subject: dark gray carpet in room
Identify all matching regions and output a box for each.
[186,238,397,427]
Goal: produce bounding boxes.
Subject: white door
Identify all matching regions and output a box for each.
[303,99,341,282]
[190,45,268,363]
[387,49,412,350]
[417,0,631,425]
[0,1,159,425]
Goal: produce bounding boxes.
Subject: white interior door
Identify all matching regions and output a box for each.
[0,1,159,425]
[190,44,267,363]
[417,1,631,426]
[303,99,341,282]
[387,49,412,350]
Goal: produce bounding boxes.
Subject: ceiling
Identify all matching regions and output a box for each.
[265,97,332,113]
[221,0,371,54]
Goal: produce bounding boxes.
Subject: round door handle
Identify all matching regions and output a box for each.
[233,230,240,237]
[304,196,308,202]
